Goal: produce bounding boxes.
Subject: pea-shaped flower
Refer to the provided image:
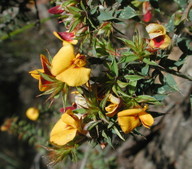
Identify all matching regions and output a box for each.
[51,44,91,87]
[105,94,120,117]
[146,23,171,49]
[50,109,84,146]
[118,105,154,134]
[26,107,39,121]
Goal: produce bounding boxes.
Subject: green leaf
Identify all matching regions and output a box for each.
[102,130,113,148]
[100,92,110,110]
[135,95,161,105]
[128,80,137,95]
[109,56,119,76]
[164,74,180,92]
[189,9,192,21]
[174,0,188,8]
[141,65,149,76]
[67,6,82,13]
[166,14,175,32]
[98,9,115,22]
[119,6,137,19]
[112,126,125,141]
[153,94,167,101]
[124,75,144,81]
[157,84,176,94]
[87,121,101,131]
[120,54,140,63]
[117,80,129,88]
[98,111,109,123]
[73,108,87,114]
[143,58,159,66]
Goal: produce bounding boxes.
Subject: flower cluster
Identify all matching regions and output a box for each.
[25,0,190,165]
[1,1,191,167]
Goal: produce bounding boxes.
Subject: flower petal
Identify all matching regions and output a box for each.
[105,103,118,117]
[39,76,53,91]
[146,23,166,39]
[48,5,64,14]
[118,108,143,116]
[139,112,154,128]
[40,54,51,75]
[51,45,75,76]
[56,66,91,86]
[150,34,171,49]
[29,69,43,80]
[109,94,120,104]
[50,119,77,146]
[61,110,81,130]
[118,115,140,133]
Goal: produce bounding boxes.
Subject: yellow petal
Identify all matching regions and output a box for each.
[149,34,171,49]
[29,69,44,80]
[105,103,118,117]
[61,110,81,130]
[139,112,154,128]
[118,115,140,133]
[118,108,143,116]
[26,107,39,121]
[50,119,77,146]
[53,31,63,41]
[109,94,120,104]
[158,34,171,49]
[56,66,91,86]
[146,23,166,39]
[51,45,75,76]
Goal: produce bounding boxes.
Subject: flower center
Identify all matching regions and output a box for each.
[153,35,165,47]
[72,54,86,67]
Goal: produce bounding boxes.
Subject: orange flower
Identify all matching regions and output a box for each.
[51,43,91,87]
[26,107,39,121]
[50,109,84,146]
[105,94,120,117]
[146,23,171,49]
[118,105,154,134]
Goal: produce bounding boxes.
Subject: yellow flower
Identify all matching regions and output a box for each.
[117,105,154,134]
[26,107,39,121]
[50,109,84,146]
[51,44,91,86]
[105,94,120,117]
[29,54,54,91]
[146,23,171,49]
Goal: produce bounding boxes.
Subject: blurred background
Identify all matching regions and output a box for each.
[0,0,192,169]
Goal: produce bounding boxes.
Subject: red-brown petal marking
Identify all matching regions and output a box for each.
[57,32,75,41]
[153,35,165,48]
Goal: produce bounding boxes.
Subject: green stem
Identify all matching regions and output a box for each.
[0,16,56,41]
